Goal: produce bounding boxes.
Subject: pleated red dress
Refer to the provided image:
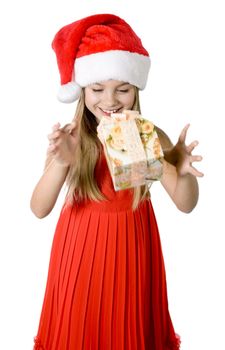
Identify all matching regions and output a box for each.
[33,151,181,350]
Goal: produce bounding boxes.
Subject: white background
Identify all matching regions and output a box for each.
[0,0,224,349]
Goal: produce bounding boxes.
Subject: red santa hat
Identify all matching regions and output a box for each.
[52,14,151,103]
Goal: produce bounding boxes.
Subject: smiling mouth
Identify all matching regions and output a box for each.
[99,107,122,115]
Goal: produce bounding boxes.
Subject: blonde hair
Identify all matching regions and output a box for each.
[66,87,150,210]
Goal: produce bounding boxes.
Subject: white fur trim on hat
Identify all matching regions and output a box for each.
[57,82,82,103]
[75,50,150,89]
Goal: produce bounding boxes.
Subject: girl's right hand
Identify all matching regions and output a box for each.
[47,120,79,167]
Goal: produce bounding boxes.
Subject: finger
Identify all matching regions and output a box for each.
[47,130,61,141]
[70,121,77,130]
[48,134,55,141]
[178,124,190,143]
[47,144,56,154]
[52,122,61,131]
[47,149,53,156]
[189,165,204,177]
[190,155,203,163]
[62,121,78,134]
[186,140,199,153]
[70,122,79,137]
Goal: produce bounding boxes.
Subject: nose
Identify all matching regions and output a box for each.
[103,90,118,107]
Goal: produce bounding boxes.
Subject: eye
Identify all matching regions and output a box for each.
[117,89,129,93]
[92,89,103,92]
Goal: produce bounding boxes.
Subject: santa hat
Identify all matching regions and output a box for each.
[52,14,151,103]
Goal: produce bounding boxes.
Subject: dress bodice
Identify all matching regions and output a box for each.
[74,151,135,213]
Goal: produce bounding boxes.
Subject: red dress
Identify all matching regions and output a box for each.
[33,152,181,350]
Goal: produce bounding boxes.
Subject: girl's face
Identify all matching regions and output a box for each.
[84,80,136,122]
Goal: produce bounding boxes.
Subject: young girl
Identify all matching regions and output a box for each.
[31,14,203,350]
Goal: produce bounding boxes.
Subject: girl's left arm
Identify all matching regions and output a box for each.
[156,124,204,213]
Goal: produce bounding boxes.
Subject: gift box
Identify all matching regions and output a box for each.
[97,110,164,191]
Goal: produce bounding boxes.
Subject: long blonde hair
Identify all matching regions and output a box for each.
[66,87,150,210]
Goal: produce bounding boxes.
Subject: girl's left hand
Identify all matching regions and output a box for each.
[165,124,204,177]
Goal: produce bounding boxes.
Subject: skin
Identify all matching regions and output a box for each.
[84,80,136,122]
[30,80,203,218]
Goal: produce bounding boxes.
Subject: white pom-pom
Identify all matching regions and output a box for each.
[57,82,82,103]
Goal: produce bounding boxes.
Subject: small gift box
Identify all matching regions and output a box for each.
[97,110,164,191]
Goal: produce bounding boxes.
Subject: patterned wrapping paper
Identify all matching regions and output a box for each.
[97,111,164,191]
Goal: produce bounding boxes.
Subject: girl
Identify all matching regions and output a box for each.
[31,14,203,350]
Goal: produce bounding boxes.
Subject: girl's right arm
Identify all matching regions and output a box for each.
[30,121,78,218]
[30,159,69,218]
